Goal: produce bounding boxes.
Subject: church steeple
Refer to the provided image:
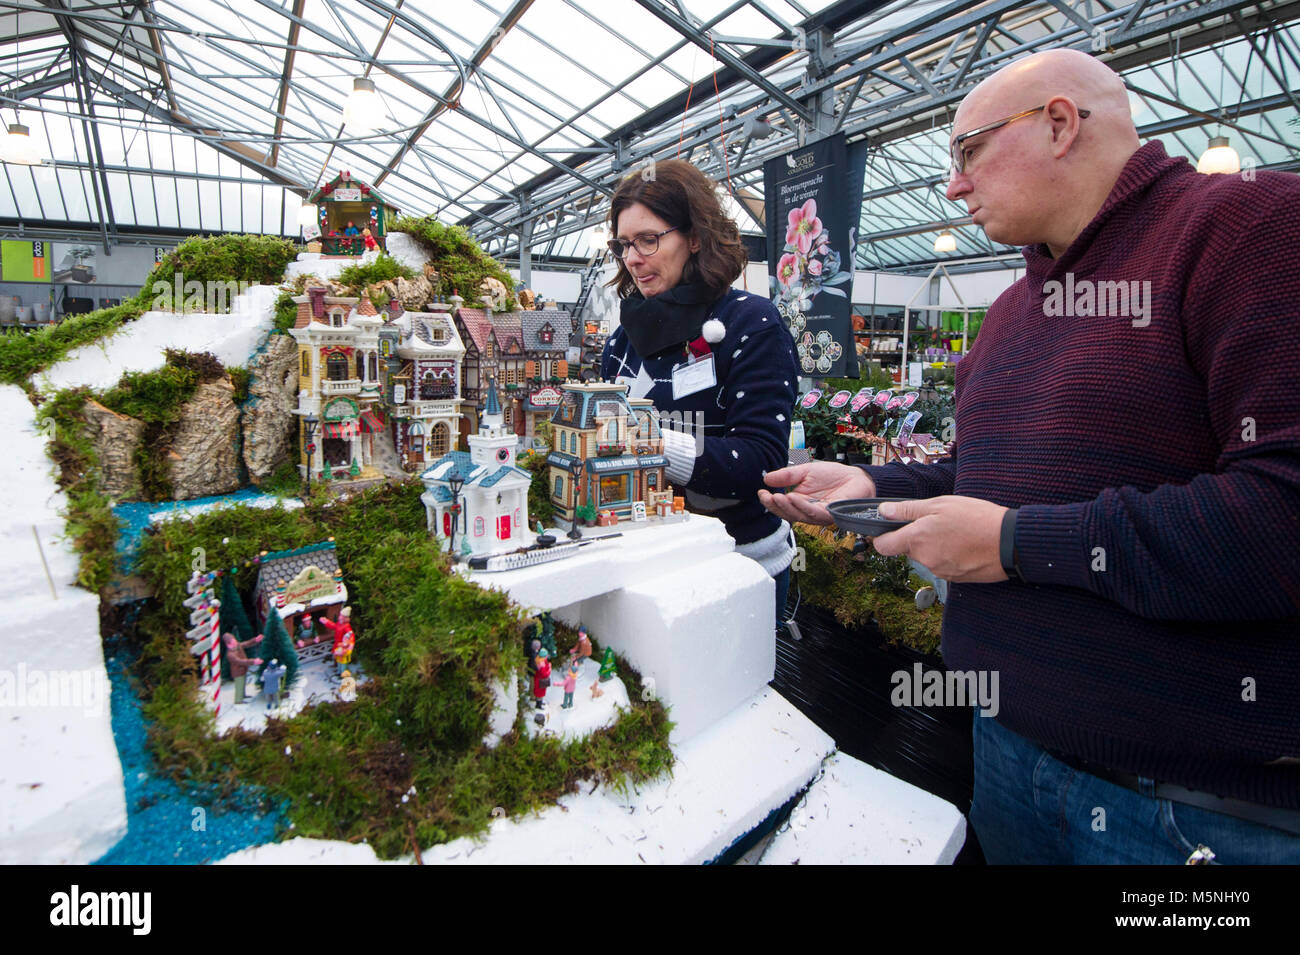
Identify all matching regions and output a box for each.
[469,376,515,469]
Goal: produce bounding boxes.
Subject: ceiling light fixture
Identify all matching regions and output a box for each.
[343,77,382,132]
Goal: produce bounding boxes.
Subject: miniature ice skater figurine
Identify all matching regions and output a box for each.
[561,655,579,709]
[337,670,357,703]
[223,632,264,705]
[533,647,552,709]
[570,626,592,661]
[598,646,617,682]
[262,658,287,709]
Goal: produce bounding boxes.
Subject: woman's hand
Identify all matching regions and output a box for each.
[758,462,876,526]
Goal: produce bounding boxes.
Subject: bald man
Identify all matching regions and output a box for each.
[762,50,1300,864]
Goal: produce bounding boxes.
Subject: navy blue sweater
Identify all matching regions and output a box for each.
[864,141,1300,808]
[601,289,798,546]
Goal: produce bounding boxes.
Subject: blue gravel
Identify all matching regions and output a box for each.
[94,621,286,865]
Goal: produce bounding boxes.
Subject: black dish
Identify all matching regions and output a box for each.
[827,498,912,536]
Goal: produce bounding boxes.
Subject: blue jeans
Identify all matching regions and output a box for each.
[970,713,1300,864]
[773,567,791,626]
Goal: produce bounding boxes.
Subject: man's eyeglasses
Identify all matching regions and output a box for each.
[607,227,678,259]
[949,105,1090,176]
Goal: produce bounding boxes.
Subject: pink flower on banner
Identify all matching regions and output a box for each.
[777,252,800,288]
[808,259,823,277]
[786,199,823,255]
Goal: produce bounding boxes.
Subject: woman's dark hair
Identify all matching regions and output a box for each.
[606,159,747,299]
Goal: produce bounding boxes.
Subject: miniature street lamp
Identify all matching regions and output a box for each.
[447,465,465,559]
[302,413,319,495]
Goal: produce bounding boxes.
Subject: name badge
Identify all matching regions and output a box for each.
[672,353,716,399]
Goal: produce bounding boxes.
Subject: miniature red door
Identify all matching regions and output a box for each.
[497,514,511,539]
[443,512,452,536]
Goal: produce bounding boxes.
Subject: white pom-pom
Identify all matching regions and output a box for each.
[702,318,726,343]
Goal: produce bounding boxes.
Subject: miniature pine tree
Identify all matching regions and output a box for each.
[598,646,617,682]
[538,612,558,660]
[258,608,299,689]
[350,458,361,476]
[322,460,333,480]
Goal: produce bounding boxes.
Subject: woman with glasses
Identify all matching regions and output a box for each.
[601,159,800,628]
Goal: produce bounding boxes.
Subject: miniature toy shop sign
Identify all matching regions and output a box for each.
[283,565,336,608]
[764,132,862,378]
[332,187,363,201]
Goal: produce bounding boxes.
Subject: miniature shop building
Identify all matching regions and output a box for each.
[546,381,671,527]
[515,310,574,441]
[305,170,398,256]
[253,541,349,663]
[290,287,388,483]
[376,298,466,472]
[420,379,531,557]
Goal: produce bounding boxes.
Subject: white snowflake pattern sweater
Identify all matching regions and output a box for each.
[601,289,798,549]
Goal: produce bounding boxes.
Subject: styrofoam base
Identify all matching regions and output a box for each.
[0,386,126,863]
[214,686,835,865]
[759,751,967,865]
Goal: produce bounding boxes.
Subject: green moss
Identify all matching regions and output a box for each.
[521,449,554,526]
[130,483,672,859]
[228,366,251,405]
[794,526,943,656]
[272,290,298,335]
[392,216,515,310]
[33,387,121,591]
[334,253,416,295]
[142,234,298,313]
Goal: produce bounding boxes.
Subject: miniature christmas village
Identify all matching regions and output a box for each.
[4,175,961,864]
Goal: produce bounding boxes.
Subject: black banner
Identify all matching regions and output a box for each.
[765,132,860,378]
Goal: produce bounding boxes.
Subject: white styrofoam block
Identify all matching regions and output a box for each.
[461,516,736,616]
[283,248,382,283]
[0,386,127,863]
[759,751,967,865]
[37,284,281,393]
[214,687,834,865]
[560,552,774,745]
[384,233,430,274]
[216,837,404,866]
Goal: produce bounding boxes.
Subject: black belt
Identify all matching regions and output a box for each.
[1048,750,1300,838]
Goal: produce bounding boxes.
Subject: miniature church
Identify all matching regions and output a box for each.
[420,378,531,558]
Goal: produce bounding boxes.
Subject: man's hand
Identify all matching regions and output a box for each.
[759,462,876,526]
[872,496,1010,583]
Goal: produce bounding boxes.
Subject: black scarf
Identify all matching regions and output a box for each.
[618,281,718,360]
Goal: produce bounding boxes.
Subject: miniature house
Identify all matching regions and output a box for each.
[289,287,388,485]
[305,169,399,256]
[379,298,466,471]
[451,300,500,441]
[253,540,349,666]
[420,378,531,558]
[546,381,671,528]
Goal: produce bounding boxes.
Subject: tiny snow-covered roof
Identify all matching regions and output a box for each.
[420,450,529,494]
[253,540,347,618]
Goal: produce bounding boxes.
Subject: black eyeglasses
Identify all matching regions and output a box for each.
[607,227,678,259]
[949,105,1090,176]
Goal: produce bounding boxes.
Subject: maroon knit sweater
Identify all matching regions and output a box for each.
[864,141,1300,808]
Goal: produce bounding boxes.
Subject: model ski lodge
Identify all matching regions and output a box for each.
[305,170,398,256]
[546,381,671,526]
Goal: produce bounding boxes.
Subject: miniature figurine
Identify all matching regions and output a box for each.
[569,625,592,661]
[590,678,604,700]
[526,637,542,679]
[332,628,355,674]
[598,646,617,682]
[532,648,552,709]
[223,632,264,705]
[262,658,287,709]
[296,614,315,649]
[362,227,377,252]
[318,607,353,663]
[561,656,578,709]
[337,669,357,703]
[343,220,360,236]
